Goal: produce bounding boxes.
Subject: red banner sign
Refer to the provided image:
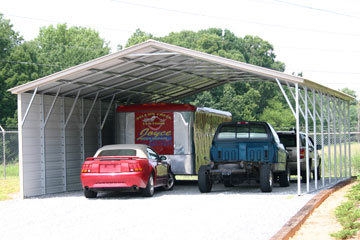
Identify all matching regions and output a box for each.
[135,112,174,155]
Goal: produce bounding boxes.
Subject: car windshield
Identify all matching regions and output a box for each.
[217,124,268,139]
[98,149,137,156]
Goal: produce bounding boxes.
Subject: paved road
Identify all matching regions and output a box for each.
[0,180,317,240]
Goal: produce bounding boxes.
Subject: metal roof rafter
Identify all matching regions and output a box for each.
[40,52,161,94]
[81,57,188,99]
[99,67,194,101]
[61,54,181,97]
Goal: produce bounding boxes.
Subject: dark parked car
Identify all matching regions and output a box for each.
[277,131,321,183]
[198,121,289,193]
[80,144,175,198]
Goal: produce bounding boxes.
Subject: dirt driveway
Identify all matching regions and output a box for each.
[0,181,315,240]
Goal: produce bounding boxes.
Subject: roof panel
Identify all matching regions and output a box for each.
[8,40,354,102]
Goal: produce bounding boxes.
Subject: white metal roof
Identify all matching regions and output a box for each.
[9,40,354,102]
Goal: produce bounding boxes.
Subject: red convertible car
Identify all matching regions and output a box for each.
[80,144,175,198]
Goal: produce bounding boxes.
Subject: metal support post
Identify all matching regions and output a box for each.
[348,102,351,177]
[338,101,342,179]
[81,98,85,162]
[98,100,102,148]
[343,101,347,178]
[61,96,67,191]
[327,95,332,183]
[304,87,310,192]
[40,95,46,194]
[21,88,38,127]
[320,92,325,187]
[333,97,337,181]
[312,89,318,189]
[276,79,296,117]
[295,83,301,195]
[101,95,115,130]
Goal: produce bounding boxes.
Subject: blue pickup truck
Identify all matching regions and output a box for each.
[198,121,289,193]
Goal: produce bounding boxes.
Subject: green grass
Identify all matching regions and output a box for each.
[322,142,360,178]
[0,163,19,201]
[330,177,360,239]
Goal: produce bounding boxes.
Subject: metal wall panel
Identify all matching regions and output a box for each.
[20,94,44,197]
[20,93,116,197]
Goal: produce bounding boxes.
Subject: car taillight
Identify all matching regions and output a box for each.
[128,163,143,172]
[300,148,305,159]
[81,164,91,173]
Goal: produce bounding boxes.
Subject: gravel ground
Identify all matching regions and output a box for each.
[0,180,318,240]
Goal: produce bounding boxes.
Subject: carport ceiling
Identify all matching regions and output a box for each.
[9,40,354,102]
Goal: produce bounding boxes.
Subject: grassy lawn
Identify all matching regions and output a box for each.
[322,142,360,178]
[0,163,19,201]
[331,177,360,239]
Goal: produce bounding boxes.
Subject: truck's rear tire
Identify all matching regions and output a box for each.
[198,166,212,193]
[279,165,290,187]
[260,164,273,192]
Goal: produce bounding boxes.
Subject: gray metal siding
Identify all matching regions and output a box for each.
[20,93,114,197]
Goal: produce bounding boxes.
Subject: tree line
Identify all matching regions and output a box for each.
[0,13,357,131]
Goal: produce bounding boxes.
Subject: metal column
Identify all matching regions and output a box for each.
[327,95,332,183]
[348,102,352,177]
[295,83,301,195]
[61,96,67,191]
[312,89,318,189]
[304,87,310,192]
[320,92,325,187]
[338,100,343,179]
[333,98,337,181]
[40,95,46,194]
[343,101,347,178]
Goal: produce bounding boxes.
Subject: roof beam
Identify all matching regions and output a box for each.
[40,52,162,94]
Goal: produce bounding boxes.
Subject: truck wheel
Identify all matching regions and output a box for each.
[198,166,212,193]
[313,166,321,180]
[224,179,234,188]
[260,164,273,192]
[301,171,312,183]
[279,165,290,187]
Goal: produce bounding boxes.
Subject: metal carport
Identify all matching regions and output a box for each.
[9,40,354,198]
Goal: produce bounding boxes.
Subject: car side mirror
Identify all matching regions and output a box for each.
[159,155,167,161]
[316,144,322,150]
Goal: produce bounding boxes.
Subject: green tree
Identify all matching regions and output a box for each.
[259,97,295,128]
[0,14,23,129]
[340,88,358,132]
[125,29,153,48]
[0,22,111,127]
[35,24,111,76]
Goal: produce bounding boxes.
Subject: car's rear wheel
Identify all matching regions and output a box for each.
[260,164,273,192]
[163,172,175,191]
[84,189,97,198]
[198,166,212,193]
[279,165,290,187]
[142,174,155,197]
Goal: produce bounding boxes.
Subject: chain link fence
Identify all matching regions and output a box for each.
[0,129,19,179]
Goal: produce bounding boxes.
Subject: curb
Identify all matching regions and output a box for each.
[270,177,355,240]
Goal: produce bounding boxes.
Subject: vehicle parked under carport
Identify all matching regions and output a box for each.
[277,131,322,183]
[80,144,175,198]
[198,121,290,193]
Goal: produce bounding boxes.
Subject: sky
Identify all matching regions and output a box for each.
[2,0,360,98]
